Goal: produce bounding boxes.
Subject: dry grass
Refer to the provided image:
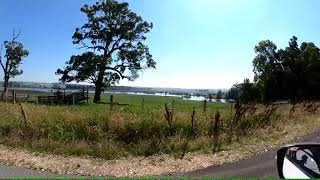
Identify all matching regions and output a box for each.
[0,99,318,177]
[0,99,318,161]
[0,107,318,177]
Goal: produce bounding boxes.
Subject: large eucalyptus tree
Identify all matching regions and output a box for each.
[57,0,156,103]
[0,32,29,94]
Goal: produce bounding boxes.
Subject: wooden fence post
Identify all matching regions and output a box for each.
[72,95,75,105]
[142,98,145,110]
[110,95,114,104]
[203,100,207,112]
[212,111,221,152]
[191,107,196,135]
[36,95,39,106]
[110,95,114,110]
[12,90,16,104]
[86,88,89,103]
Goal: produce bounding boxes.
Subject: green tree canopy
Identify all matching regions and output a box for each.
[216,90,222,102]
[0,32,29,93]
[57,0,156,103]
[250,36,320,102]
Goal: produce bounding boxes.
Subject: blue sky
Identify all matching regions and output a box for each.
[1,0,320,89]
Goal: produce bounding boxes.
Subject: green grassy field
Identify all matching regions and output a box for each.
[89,92,231,112]
[0,92,318,160]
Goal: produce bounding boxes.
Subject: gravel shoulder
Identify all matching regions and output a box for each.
[0,130,314,177]
[0,144,243,177]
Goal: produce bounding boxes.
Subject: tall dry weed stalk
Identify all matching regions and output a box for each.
[290,103,298,117]
[302,102,320,114]
[164,103,174,135]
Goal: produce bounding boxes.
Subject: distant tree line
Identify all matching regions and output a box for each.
[227,36,320,104]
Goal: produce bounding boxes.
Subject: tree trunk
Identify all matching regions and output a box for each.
[93,83,102,103]
[93,69,104,103]
[3,75,9,94]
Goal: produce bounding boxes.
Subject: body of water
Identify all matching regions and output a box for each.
[182,96,227,103]
[5,87,226,102]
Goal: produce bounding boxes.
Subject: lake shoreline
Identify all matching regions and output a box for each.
[1,87,227,102]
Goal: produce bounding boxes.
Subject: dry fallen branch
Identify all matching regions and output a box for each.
[19,103,31,127]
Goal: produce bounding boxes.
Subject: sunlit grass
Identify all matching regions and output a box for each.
[0,93,318,160]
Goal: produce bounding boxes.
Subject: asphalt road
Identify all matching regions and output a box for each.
[172,130,320,178]
[1,130,320,178]
[0,164,62,178]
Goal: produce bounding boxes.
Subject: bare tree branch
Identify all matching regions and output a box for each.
[107,37,126,57]
[12,29,21,42]
[105,66,128,79]
[114,63,143,70]
[0,45,5,72]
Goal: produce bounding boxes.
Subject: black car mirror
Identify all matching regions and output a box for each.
[277,143,320,179]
